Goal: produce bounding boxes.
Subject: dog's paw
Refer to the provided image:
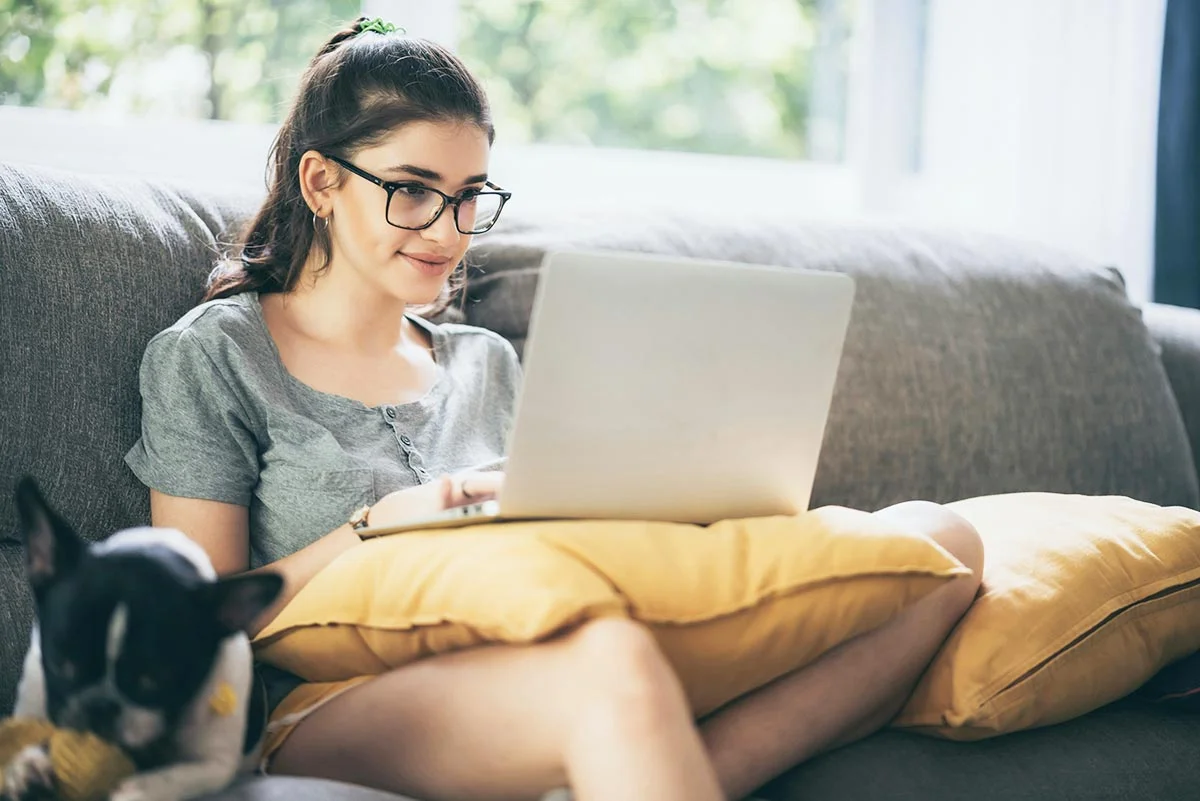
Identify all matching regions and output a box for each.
[108,779,149,801]
[2,744,56,801]
[107,777,152,801]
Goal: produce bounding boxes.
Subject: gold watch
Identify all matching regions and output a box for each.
[348,504,372,532]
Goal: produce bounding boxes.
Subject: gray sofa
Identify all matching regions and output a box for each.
[3,157,1200,801]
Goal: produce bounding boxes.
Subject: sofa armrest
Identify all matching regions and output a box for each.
[1144,302,1200,487]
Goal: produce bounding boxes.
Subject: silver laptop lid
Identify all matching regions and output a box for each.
[499,249,855,524]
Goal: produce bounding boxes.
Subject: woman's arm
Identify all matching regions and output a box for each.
[150,469,505,637]
[150,490,359,636]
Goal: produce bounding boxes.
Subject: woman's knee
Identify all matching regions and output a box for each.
[562,618,687,729]
[566,617,674,692]
[876,500,985,585]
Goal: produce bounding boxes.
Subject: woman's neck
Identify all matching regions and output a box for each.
[270,265,418,357]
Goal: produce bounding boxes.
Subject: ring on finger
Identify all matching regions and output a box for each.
[460,477,476,500]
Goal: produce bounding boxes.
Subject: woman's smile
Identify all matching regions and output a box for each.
[399,251,454,276]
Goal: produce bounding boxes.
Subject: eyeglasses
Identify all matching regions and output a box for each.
[324,154,511,235]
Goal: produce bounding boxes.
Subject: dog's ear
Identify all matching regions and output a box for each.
[201,573,284,635]
[14,476,86,591]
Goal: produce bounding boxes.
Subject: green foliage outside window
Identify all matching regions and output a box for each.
[458,0,852,160]
[0,0,358,121]
[0,0,852,161]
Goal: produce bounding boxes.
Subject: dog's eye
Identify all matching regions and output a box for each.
[136,674,159,694]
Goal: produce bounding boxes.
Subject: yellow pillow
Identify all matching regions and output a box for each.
[253,507,967,717]
[894,492,1200,740]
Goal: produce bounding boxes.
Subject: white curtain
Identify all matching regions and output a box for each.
[870,0,1168,303]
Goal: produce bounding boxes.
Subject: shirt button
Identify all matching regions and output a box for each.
[384,408,396,420]
[400,435,412,446]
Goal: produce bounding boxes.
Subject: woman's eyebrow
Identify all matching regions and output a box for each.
[386,164,489,184]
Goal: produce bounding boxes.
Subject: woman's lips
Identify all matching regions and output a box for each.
[401,253,453,276]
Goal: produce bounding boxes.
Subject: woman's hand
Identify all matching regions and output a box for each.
[367,471,505,527]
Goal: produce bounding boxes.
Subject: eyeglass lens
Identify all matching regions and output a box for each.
[387,186,503,233]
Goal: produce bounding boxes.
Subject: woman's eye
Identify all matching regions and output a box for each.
[398,185,429,199]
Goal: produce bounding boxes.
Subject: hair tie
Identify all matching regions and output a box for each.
[357,17,404,36]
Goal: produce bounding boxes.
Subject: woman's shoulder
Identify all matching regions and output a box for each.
[139,292,272,378]
[148,292,260,346]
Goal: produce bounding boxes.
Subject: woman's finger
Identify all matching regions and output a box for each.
[436,474,461,510]
[457,471,505,503]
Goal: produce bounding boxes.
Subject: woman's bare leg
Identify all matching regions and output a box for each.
[698,501,985,800]
[271,617,723,801]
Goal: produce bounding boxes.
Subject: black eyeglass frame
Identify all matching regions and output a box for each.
[323,153,512,235]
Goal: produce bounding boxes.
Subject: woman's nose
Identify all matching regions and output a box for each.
[423,206,463,247]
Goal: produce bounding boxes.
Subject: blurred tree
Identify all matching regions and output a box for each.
[0,0,854,160]
[0,0,359,122]
[457,0,854,160]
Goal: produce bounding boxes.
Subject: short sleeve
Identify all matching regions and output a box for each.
[124,328,259,505]
[491,335,524,423]
[498,335,523,379]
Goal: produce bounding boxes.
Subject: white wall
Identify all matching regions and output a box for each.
[0,105,861,220]
[0,106,278,194]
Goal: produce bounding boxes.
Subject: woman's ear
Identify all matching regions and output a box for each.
[298,150,339,216]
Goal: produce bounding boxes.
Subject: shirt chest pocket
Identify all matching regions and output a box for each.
[257,465,376,543]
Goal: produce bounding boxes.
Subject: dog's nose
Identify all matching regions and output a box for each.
[83,697,121,732]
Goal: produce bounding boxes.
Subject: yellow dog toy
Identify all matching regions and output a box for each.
[0,718,135,801]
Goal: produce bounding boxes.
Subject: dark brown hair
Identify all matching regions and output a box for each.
[204,17,494,309]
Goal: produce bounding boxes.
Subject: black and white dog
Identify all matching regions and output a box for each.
[6,477,283,801]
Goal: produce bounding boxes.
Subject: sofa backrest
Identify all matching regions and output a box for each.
[464,203,1200,512]
[1,162,258,543]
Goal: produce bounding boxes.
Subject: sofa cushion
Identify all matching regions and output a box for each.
[465,205,1200,512]
[761,697,1200,801]
[201,776,414,800]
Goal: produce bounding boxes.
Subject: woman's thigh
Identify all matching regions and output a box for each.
[269,617,661,801]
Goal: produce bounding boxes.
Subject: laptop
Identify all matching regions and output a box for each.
[356,249,855,538]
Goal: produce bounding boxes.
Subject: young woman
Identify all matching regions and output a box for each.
[125,17,984,801]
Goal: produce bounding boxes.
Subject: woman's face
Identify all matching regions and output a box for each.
[321,120,491,306]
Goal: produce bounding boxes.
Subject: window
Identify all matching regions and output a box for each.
[455,0,856,162]
[2,0,857,163]
[0,0,359,123]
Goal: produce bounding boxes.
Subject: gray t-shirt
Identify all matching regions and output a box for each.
[124,291,522,569]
